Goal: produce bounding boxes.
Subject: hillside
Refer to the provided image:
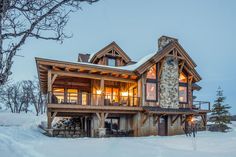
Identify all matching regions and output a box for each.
[0,112,236,157]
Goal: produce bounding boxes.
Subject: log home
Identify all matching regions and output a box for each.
[36,36,210,137]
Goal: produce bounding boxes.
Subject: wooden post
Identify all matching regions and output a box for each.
[100,78,104,106]
[47,111,52,129]
[100,112,105,128]
[48,70,52,104]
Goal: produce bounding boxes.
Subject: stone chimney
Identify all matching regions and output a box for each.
[78,53,90,62]
[158,36,178,50]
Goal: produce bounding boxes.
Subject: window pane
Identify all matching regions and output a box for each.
[112,88,119,102]
[146,83,156,100]
[105,87,112,100]
[82,92,88,105]
[67,89,78,104]
[53,88,64,103]
[179,86,187,102]
[112,119,119,130]
[147,64,156,79]
[108,58,116,66]
[179,72,187,83]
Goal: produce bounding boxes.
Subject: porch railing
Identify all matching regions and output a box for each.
[48,92,140,107]
[192,101,211,111]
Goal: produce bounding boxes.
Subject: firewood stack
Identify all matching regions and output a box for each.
[51,118,85,138]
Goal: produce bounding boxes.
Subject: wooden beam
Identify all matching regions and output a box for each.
[39,65,48,71]
[100,112,105,128]
[51,70,136,83]
[47,112,52,129]
[201,114,207,126]
[105,113,109,119]
[179,61,185,74]
[171,115,180,125]
[48,70,52,103]
[141,113,149,126]
[51,74,58,85]
[96,112,101,121]
[51,111,58,122]
[158,60,165,78]
[153,115,160,125]
[181,115,186,125]
[188,75,193,83]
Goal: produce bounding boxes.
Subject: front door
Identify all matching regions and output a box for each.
[158,116,168,136]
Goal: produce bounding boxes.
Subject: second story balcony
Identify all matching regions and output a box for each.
[48,91,141,107]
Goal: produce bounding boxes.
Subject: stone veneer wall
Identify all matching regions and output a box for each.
[160,57,179,108]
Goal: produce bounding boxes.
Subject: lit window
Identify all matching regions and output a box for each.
[81,92,88,105]
[67,89,78,104]
[179,86,187,103]
[52,88,64,103]
[147,64,156,79]
[105,87,119,103]
[108,58,116,66]
[146,83,157,101]
[179,72,187,83]
[146,64,158,102]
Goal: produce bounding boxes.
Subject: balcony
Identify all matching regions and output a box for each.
[193,101,211,111]
[48,92,141,107]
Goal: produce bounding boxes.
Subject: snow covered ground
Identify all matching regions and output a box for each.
[0,112,236,157]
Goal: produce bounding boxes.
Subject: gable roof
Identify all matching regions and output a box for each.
[89,41,131,64]
[87,40,201,82]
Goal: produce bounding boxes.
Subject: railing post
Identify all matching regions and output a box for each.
[47,70,52,104]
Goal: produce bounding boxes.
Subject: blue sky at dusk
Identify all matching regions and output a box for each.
[11,0,236,113]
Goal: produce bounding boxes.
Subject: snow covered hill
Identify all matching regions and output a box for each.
[0,112,236,157]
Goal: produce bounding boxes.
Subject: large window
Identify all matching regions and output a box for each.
[179,86,187,102]
[147,64,157,79]
[67,89,78,104]
[81,92,88,105]
[146,64,158,101]
[52,88,64,103]
[146,83,157,101]
[108,58,116,66]
[105,87,119,104]
[179,72,188,103]
[105,118,119,131]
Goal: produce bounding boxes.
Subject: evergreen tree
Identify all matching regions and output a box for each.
[210,87,231,132]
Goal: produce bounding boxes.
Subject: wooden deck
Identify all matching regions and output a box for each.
[48,104,143,114]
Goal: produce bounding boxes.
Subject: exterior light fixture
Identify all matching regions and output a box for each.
[121,91,128,97]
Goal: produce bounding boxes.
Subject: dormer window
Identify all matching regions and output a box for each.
[108,58,116,66]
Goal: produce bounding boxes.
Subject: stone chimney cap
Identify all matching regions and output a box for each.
[158,36,178,50]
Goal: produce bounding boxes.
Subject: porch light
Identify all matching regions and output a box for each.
[191,117,196,122]
[96,90,102,95]
[121,91,128,97]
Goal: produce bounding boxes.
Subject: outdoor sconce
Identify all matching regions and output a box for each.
[121,91,128,97]
[96,90,102,95]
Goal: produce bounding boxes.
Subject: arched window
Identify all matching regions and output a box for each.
[146,64,158,101]
[179,72,188,103]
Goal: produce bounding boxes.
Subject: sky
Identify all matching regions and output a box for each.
[11,0,236,114]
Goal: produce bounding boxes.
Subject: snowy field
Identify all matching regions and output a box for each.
[0,112,236,157]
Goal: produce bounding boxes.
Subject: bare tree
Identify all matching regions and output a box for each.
[23,79,46,116]
[0,82,25,113]
[0,0,98,85]
[0,79,46,115]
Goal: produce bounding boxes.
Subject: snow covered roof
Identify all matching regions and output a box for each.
[116,52,156,71]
